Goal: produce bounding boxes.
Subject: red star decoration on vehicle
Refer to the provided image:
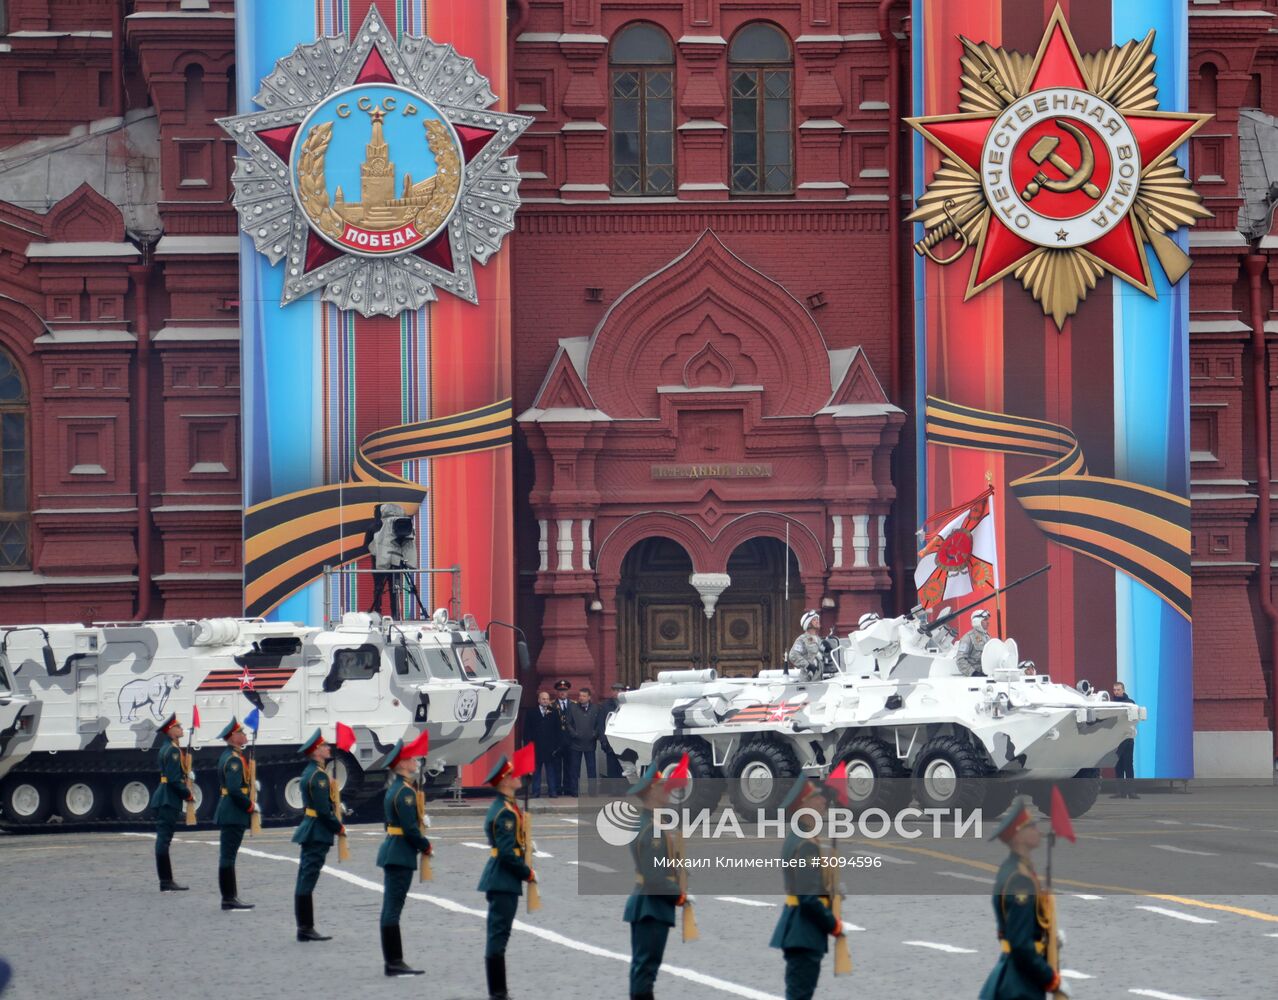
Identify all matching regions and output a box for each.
[247,47,499,278]
[239,668,257,692]
[909,10,1207,298]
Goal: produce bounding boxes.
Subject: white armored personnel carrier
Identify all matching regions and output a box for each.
[605,591,1143,819]
[0,649,36,783]
[0,610,525,828]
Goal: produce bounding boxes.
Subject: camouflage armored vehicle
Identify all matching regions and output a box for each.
[605,599,1143,819]
[0,644,36,783]
[0,611,524,828]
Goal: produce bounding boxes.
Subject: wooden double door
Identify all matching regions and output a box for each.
[616,537,802,686]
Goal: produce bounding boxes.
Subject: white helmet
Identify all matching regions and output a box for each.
[800,610,820,630]
[857,611,880,631]
[971,609,991,626]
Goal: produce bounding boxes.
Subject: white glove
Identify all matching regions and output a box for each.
[1057,927,1066,950]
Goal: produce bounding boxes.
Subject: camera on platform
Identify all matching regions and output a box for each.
[368,503,418,571]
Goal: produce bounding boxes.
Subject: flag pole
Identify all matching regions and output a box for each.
[249,725,262,835]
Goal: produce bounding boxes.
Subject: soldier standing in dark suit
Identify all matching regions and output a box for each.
[214,717,254,911]
[599,683,627,781]
[523,691,563,798]
[477,755,537,1000]
[553,679,574,793]
[374,740,432,977]
[770,777,844,1000]
[566,686,601,797]
[149,712,191,892]
[979,796,1063,1000]
[293,728,343,942]
[624,763,688,1000]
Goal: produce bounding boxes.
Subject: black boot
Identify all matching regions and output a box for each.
[381,925,423,977]
[295,894,331,942]
[486,954,510,999]
[157,853,188,892]
[219,867,254,910]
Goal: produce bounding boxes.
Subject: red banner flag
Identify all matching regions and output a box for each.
[825,762,850,806]
[335,721,357,752]
[915,486,998,610]
[191,706,200,730]
[664,752,691,793]
[403,729,430,760]
[1049,785,1076,844]
[512,742,536,778]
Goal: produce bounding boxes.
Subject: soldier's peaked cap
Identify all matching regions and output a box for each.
[554,679,571,691]
[626,762,663,798]
[780,776,823,812]
[800,610,820,630]
[299,728,325,757]
[158,712,181,734]
[989,795,1036,842]
[484,755,514,787]
[217,717,242,740]
[372,739,406,772]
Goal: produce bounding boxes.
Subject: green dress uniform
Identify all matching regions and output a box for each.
[292,728,342,942]
[477,755,534,1000]
[979,796,1061,1000]
[374,740,431,977]
[624,765,681,1000]
[213,717,254,910]
[149,714,191,891]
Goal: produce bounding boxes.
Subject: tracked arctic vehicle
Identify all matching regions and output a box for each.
[605,579,1143,819]
[0,611,524,828]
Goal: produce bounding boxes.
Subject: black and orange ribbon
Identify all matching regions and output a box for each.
[925,395,1190,621]
[243,398,513,617]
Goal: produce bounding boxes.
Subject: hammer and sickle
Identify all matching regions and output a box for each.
[1020,119,1102,202]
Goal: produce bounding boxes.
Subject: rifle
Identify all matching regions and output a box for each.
[825,837,852,974]
[416,760,432,882]
[1044,832,1067,998]
[182,728,196,826]
[670,829,699,943]
[248,730,262,835]
[921,565,1051,635]
[330,758,350,862]
[521,774,541,912]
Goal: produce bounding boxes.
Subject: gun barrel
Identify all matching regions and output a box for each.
[923,564,1051,634]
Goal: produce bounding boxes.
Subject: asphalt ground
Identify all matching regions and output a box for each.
[1,783,1276,1000]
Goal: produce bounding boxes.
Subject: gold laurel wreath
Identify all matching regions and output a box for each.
[909,31,1209,326]
[414,120,462,237]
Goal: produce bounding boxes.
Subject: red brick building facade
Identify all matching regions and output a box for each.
[0,0,1273,770]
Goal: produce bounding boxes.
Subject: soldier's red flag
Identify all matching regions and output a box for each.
[335,721,357,752]
[915,485,999,609]
[403,729,430,760]
[825,761,850,807]
[512,742,536,778]
[1049,784,1076,844]
[665,752,691,792]
[191,706,200,730]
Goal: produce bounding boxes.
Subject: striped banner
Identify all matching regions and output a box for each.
[926,396,1190,621]
[244,398,512,617]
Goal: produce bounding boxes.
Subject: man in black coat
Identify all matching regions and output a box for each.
[598,682,627,781]
[565,687,602,797]
[553,679,574,793]
[523,690,563,798]
[1109,681,1138,799]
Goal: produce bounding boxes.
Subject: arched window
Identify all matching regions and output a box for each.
[184,64,206,117]
[0,349,29,570]
[610,23,675,196]
[729,23,793,194]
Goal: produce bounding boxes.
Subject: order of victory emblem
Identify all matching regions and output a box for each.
[906,5,1210,326]
[218,7,531,316]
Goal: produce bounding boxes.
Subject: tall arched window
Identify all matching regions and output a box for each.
[0,349,28,570]
[730,23,793,194]
[610,23,675,196]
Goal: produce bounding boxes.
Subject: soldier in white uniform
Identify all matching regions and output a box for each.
[787,611,824,681]
[956,608,991,677]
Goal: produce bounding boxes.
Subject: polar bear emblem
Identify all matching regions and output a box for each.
[117,674,183,723]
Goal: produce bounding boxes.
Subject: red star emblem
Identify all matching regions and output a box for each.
[239,668,257,692]
[907,7,1209,302]
[247,47,500,277]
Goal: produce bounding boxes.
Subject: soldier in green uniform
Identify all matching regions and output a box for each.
[979,796,1064,1000]
[373,739,432,977]
[477,755,536,1000]
[623,763,687,1000]
[214,717,255,910]
[293,728,344,942]
[149,712,192,892]
[769,777,844,1000]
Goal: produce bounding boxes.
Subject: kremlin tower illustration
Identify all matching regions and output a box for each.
[333,106,439,230]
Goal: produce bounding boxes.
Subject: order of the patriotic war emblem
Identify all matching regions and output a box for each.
[907,5,1209,326]
[218,7,530,316]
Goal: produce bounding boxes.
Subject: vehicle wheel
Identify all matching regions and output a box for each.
[56,777,108,822]
[836,736,910,815]
[652,739,720,815]
[1,775,53,825]
[1028,768,1101,818]
[981,781,1020,819]
[726,740,800,815]
[111,776,154,822]
[911,735,990,814]
[272,772,306,822]
[193,775,219,821]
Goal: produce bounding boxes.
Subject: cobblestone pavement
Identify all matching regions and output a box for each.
[1,790,1276,1000]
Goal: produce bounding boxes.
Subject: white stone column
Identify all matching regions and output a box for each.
[580,520,592,571]
[876,515,888,566]
[688,572,732,619]
[852,514,870,567]
[831,515,844,568]
[557,518,574,572]
[538,519,549,572]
